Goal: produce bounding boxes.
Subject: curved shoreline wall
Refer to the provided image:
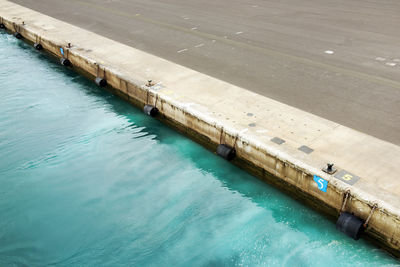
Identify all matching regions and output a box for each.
[1,0,399,256]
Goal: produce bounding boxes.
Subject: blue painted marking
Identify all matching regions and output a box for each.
[60,48,64,56]
[313,175,328,192]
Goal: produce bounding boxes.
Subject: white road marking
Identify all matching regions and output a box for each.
[393,59,400,62]
[375,57,386,61]
[135,14,140,16]
[235,31,243,35]
[385,62,397,67]
[191,27,197,30]
[211,40,216,43]
[324,50,334,55]
[195,43,204,48]
[177,48,188,53]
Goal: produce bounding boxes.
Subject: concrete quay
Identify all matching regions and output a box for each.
[9,0,400,146]
[1,0,399,255]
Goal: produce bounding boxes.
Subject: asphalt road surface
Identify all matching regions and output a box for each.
[10,0,400,145]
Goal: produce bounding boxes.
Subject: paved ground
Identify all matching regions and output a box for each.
[10,0,400,145]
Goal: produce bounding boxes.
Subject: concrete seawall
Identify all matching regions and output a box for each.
[1,0,399,255]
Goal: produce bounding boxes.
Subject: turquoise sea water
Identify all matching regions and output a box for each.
[0,32,398,266]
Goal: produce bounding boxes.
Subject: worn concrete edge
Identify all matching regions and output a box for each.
[1,3,399,255]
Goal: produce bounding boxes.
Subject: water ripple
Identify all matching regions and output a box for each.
[0,31,398,266]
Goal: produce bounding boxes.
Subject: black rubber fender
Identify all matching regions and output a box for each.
[336,212,364,240]
[13,32,22,39]
[33,43,43,50]
[95,77,107,87]
[60,58,71,67]
[143,105,159,117]
[216,144,236,161]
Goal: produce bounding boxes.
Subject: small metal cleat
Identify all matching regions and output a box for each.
[322,163,337,174]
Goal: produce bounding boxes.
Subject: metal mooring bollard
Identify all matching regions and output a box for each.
[146,80,154,87]
[322,163,337,174]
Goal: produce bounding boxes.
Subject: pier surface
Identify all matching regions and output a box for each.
[9,0,400,145]
[1,0,400,255]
